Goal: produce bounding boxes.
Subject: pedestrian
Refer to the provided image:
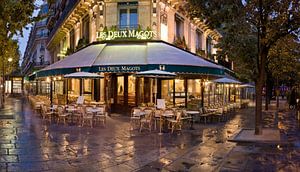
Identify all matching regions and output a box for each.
[289,88,297,109]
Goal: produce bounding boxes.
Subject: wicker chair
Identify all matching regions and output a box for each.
[82,107,94,128]
[41,105,53,123]
[94,106,107,126]
[130,107,142,130]
[167,110,183,133]
[57,106,69,125]
[139,108,153,132]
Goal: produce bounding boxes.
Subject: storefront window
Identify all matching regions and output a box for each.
[118,2,138,29]
[161,80,174,106]
[187,79,202,109]
[68,79,80,103]
[100,78,105,102]
[117,76,124,104]
[54,81,64,95]
[175,79,185,107]
[137,78,144,105]
[40,81,50,95]
[5,81,11,94]
[128,75,136,106]
[83,79,92,101]
[54,80,64,104]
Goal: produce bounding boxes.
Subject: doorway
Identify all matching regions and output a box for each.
[111,74,136,114]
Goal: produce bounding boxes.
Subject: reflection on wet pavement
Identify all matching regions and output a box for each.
[0,98,299,171]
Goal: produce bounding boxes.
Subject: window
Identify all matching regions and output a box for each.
[128,75,136,106]
[175,14,184,38]
[196,29,203,50]
[82,15,90,43]
[70,29,75,51]
[40,43,45,52]
[206,36,212,55]
[118,2,138,29]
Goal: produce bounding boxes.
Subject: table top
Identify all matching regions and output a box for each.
[66,108,77,111]
[207,108,219,111]
[162,113,174,117]
[186,111,200,114]
[88,109,102,113]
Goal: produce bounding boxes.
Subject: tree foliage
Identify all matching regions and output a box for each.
[0,39,20,75]
[267,35,300,85]
[0,0,36,40]
[0,0,36,107]
[188,0,300,134]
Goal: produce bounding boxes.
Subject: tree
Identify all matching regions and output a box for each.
[0,0,36,107]
[188,0,300,134]
[0,39,21,75]
[268,36,300,85]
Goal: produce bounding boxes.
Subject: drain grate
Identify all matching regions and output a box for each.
[0,115,14,119]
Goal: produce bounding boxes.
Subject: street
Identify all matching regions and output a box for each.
[0,97,299,172]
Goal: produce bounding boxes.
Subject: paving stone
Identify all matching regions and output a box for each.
[0,98,299,171]
[103,164,134,172]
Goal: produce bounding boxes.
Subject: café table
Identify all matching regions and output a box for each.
[186,110,199,130]
[158,112,175,135]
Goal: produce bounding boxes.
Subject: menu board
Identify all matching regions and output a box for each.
[156,99,165,109]
[76,96,84,104]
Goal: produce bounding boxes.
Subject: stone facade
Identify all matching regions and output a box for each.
[21,4,51,75]
[46,0,225,66]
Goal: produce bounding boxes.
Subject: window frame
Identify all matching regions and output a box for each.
[118,2,138,30]
[196,29,203,50]
[82,15,90,42]
[175,14,184,38]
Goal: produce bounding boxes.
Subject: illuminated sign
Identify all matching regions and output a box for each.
[97,30,156,40]
[98,66,141,72]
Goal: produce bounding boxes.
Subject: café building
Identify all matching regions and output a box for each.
[34,0,235,113]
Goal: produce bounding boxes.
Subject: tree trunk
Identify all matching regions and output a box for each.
[265,80,269,111]
[255,46,269,135]
[265,77,273,110]
[255,78,263,135]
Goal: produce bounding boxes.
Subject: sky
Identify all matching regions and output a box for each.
[16,0,44,64]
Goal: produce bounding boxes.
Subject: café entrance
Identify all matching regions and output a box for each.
[110,74,137,114]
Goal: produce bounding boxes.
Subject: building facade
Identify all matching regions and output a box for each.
[46,0,229,66]
[21,3,51,75]
[32,0,238,113]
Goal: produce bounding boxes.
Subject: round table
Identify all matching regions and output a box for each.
[186,110,199,130]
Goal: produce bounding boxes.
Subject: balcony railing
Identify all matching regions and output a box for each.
[117,24,139,30]
[34,61,50,67]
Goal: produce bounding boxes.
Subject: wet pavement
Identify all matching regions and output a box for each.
[0,97,299,172]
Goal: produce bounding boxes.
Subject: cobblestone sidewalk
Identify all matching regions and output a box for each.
[0,98,299,172]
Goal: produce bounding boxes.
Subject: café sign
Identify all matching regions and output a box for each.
[97,30,156,40]
[98,66,142,72]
